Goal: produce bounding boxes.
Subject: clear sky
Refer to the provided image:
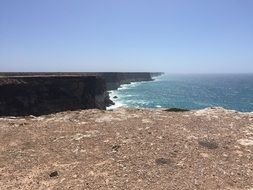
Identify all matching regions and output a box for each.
[0,0,253,73]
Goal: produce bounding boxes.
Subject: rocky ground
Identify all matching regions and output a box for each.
[0,107,252,190]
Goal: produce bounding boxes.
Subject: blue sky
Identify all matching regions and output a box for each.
[0,0,253,73]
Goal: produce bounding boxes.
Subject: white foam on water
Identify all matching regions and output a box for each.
[118,81,144,90]
[106,79,153,110]
[152,75,165,82]
[107,101,126,110]
[118,84,130,90]
[107,89,127,110]
[125,99,149,106]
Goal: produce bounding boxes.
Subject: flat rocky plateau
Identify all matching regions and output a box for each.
[0,107,252,190]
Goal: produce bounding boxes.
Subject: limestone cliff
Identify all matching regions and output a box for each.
[97,72,156,90]
[0,72,163,116]
[0,72,164,91]
[0,76,107,116]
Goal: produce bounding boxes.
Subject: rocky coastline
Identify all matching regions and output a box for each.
[0,73,252,190]
[0,72,163,116]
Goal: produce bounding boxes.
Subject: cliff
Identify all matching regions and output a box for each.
[0,72,163,116]
[97,72,157,90]
[0,72,163,91]
[0,76,107,116]
[150,72,164,77]
[0,107,252,189]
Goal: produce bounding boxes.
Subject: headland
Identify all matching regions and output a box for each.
[0,72,163,116]
[1,72,252,189]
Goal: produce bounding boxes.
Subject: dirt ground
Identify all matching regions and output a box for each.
[0,107,252,190]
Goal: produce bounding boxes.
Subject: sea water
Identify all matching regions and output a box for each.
[108,74,253,112]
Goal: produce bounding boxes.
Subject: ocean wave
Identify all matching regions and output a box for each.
[107,80,152,109]
[118,81,144,90]
[106,101,126,110]
[117,84,130,90]
[106,74,253,112]
[152,75,165,82]
[125,99,149,106]
[107,89,126,110]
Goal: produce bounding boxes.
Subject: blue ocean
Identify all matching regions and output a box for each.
[109,74,253,112]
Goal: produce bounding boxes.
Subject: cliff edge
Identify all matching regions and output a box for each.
[0,107,252,189]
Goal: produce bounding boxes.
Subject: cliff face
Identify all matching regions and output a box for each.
[0,76,107,116]
[98,72,156,90]
[150,72,164,77]
[0,72,164,91]
[0,72,163,116]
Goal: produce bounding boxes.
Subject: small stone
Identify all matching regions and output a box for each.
[155,158,170,165]
[200,152,209,158]
[113,96,118,99]
[49,171,58,178]
[112,145,121,152]
[198,140,218,149]
[237,139,253,146]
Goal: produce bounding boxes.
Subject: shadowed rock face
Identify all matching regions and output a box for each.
[0,76,107,116]
[0,72,164,116]
[0,72,164,91]
[97,72,159,90]
[0,72,163,116]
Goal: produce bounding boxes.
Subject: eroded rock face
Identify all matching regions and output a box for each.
[0,107,252,190]
[97,72,156,90]
[0,76,107,116]
[0,72,164,116]
[0,72,164,91]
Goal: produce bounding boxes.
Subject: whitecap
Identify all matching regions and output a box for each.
[107,101,126,110]
[118,81,145,90]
